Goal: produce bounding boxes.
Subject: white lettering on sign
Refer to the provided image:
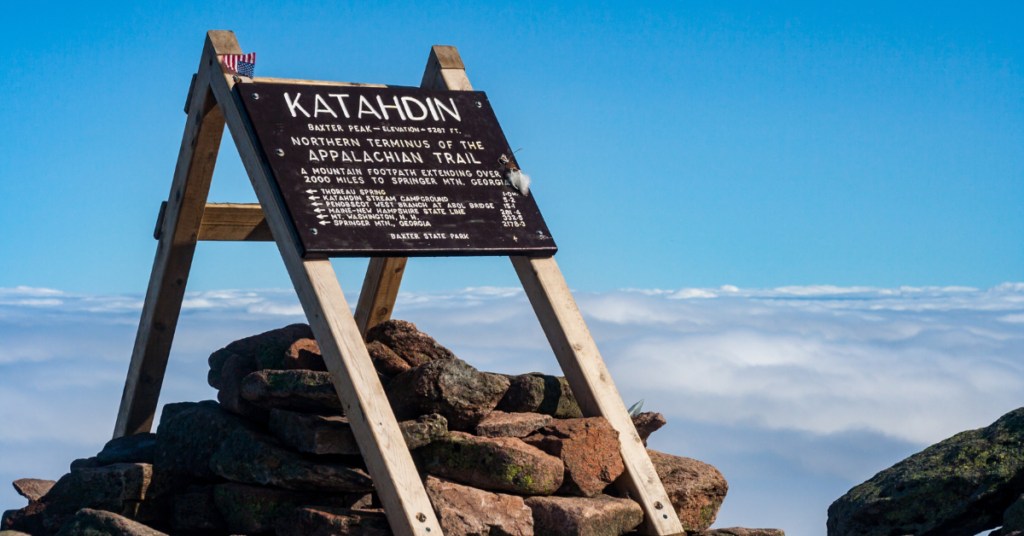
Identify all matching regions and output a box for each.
[282,93,463,123]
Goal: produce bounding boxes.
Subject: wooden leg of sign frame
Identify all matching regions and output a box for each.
[353,45,473,338]
[113,34,240,439]
[206,31,441,536]
[511,255,685,536]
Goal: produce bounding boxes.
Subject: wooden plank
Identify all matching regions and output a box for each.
[511,255,685,536]
[197,203,273,241]
[113,35,236,439]
[354,257,408,337]
[207,31,441,536]
[352,45,474,338]
[249,76,387,88]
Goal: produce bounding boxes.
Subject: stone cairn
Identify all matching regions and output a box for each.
[2,321,782,536]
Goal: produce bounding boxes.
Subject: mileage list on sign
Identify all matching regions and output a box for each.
[239,83,557,257]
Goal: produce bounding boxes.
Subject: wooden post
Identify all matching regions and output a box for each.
[353,45,472,338]
[113,33,238,438]
[207,31,441,536]
[511,255,685,536]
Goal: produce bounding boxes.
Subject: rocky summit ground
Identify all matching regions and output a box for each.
[2,321,784,536]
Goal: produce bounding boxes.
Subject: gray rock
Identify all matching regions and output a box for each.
[275,507,393,536]
[418,432,563,495]
[270,409,448,456]
[53,508,166,536]
[524,495,643,536]
[365,319,455,367]
[97,434,157,466]
[647,449,728,532]
[40,463,153,532]
[70,458,99,471]
[1006,494,1024,534]
[496,373,583,419]
[241,370,345,414]
[12,478,55,502]
[386,358,509,430]
[209,427,373,492]
[827,407,1024,536]
[475,411,552,438]
[425,476,533,536]
[153,401,251,491]
[170,485,225,532]
[213,483,368,535]
[216,353,269,423]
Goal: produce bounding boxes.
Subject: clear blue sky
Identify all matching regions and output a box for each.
[1,1,1020,293]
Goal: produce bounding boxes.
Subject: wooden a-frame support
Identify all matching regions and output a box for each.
[114,30,685,536]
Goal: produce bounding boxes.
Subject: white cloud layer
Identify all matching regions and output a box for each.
[1,283,1022,536]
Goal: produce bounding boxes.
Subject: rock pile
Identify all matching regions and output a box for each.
[2,321,778,536]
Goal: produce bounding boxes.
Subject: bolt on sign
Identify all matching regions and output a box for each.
[241,84,557,257]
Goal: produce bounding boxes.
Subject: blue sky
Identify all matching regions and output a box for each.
[0,1,1020,292]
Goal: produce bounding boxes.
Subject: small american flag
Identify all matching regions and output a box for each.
[222,53,256,78]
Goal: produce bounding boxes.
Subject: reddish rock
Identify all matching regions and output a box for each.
[424,476,533,536]
[418,432,563,495]
[385,358,509,430]
[270,409,448,455]
[276,507,393,536]
[208,324,315,381]
[241,369,344,414]
[523,418,624,497]
[214,483,368,535]
[40,463,154,531]
[524,495,643,536]
[12,478,55,502]
[365,319,455,366]
[367,341,411,377]
[631,412,666,447]
[476,411,552,438]
[497,373,583,419]
[209,428,372,492]
[53,508,167,536]
[1,501,46,534]
[285,338,327,371]
[647,449,727,532]
[695,529,785,536]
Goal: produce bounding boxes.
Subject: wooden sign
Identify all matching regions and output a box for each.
[240,84,557,257]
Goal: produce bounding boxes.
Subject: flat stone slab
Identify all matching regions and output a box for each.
[12,479,55,502]
[418,432,563,495]
[425,476,533,536]
[276,507,393,536]
[475,411,552,438]
[269,409,448,455]
[497,373,583,419]
[41,463,153,532]
[97,433,157,466]
[524,495,643,536]
[213,483,368,535]
[523,418,624,497]
[241,370,345,414]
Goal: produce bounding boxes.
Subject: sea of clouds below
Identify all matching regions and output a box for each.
[1,283,1023,536]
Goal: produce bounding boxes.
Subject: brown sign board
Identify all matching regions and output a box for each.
[238,83,557,257]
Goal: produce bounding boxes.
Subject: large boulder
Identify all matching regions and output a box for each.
[241,370,345,414]
[1,502,45,535]
[647,449,727,532]
[418,432,563,495]
[365,319,455,366]
[631,412,666,447]
[53,508,166,536]
[39,463,153,532]
[276,507,393,536]
[424,476,533,536]
[270,409,448,455]
[213,483,367,535]
[209,427,373,492]
[153,401,251,492]
[523,418,624,497]
[496,373,583,419]
[475,411,552,439]
[96,434,157,466]
[523,495,643,536]
[207,324,317,385]
[828,407,1024,536]
[386,358,509,430]
[12,479,55,502]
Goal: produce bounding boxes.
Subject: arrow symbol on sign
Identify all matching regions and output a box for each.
[308,196,320,201]
[311,202,323,206]
[305,189,317,194]
[317,215,329,219]
[314,208,326,213]
[318,221,329,225]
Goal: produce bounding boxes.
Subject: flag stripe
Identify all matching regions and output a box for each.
[221,53,256,76]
